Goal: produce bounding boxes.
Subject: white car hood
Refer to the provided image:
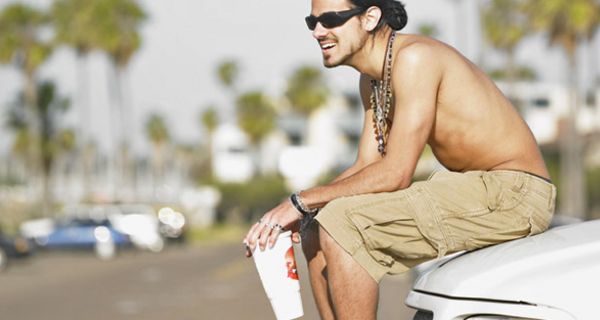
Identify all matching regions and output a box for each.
[413,220,600,309]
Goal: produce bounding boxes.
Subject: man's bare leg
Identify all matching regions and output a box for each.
[319,226,379,320]
[302,226,336,320]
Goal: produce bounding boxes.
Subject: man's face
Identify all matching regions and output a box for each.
[309,0,367,68]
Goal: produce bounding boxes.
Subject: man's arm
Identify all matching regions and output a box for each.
[300,43,442,208]
[245,43,442,253]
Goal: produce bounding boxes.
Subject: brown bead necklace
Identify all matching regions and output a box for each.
[370,31,396,156]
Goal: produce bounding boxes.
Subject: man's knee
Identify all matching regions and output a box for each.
[318,225,338,253]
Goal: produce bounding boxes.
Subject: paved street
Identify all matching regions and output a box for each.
[0,242,417,320]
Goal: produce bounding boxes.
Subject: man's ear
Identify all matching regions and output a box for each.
[362,6,382,32]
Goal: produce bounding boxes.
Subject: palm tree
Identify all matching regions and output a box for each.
[285,65,329,144]
[7,81,71,216]
[0,4,52,198]
[95,0,147,199]
[286,65,329,117]
[236,92,277,146]
[199,106,219,180]
[51,0,101,197]
[217,60,239,91]
[201,106,219,138]
[216,59,240,119]
[523,0,600,219]
[482,0,528,90]
[145,113,170,191]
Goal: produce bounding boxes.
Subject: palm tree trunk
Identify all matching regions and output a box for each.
[107,62,120,201]
[452,0,466,52]
[76,52,93,199]
[506,48,519,110]
[23,73,45,214]
[591,35,599,89]
[560,53,587,219]
[113,65,132,200]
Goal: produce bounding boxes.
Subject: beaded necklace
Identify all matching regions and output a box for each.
[370,31,396,156]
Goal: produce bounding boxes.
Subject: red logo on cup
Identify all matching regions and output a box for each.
[285,247,299,280]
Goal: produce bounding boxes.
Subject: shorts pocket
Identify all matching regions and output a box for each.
[483,172,528,211]
[346,190,445,265]
[349,214,441,265]
[350,187,449,259]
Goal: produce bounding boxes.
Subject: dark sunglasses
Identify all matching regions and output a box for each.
[305,7,366,31]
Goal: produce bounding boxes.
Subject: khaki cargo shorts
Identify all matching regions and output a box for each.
[314,170,557,282]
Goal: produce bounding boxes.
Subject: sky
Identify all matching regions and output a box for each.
[0,0,598,156]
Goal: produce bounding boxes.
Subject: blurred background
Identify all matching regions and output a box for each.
[0,0,599,319]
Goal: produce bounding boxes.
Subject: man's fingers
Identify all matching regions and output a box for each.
[244,221,260,245]
[291,231,301,244]
[268,225,283,249]
[245,244,252,258]
[258,222,274,251]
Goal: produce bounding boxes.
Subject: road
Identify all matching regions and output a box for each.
[0,242,417,320]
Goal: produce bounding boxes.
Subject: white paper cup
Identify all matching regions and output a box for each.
[252,231,303,320]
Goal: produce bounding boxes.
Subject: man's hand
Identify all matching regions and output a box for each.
[243,199,302,257]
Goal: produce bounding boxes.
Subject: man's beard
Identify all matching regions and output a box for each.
[323,48,352,68]
[322,38,362,68]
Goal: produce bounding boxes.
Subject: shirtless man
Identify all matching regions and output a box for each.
[244,0,556,319]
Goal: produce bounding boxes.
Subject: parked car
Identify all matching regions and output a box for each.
[0,229,32,271]
[33,217,130,260]
[406,219,600,320]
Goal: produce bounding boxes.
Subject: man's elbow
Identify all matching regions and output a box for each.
[382,173,411,192]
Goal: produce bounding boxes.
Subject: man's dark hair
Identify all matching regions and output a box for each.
[348,0,408,32]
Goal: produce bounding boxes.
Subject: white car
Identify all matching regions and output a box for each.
[108,204,165,253]
[406,219,600,320]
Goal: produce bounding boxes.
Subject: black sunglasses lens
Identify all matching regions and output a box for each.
[305,16,317,30]
[319,12,345,29]
[306,8,364,30]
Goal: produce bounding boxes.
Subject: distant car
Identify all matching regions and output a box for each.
[406,219,600,320]
[0,230,32,271]
[33,217,130,260]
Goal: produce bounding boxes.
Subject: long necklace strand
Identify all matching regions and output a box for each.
[370,31,396,156]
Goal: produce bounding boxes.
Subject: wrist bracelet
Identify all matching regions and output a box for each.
[290,192,319,217]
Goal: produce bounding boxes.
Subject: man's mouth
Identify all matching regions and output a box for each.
[320,42,337,52]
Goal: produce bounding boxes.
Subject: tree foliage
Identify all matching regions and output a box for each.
[51,0,99,54]
[145,113,170,147]
[285,65,329,116]
[0,4,51,75]
[483,0,528,53]
[217,60,239,90]
[418,23,439,37]
[235,91,276,145]
[523,0,600,61]
[93,0,147,68]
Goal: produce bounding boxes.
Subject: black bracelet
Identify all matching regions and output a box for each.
[290,192,319,217]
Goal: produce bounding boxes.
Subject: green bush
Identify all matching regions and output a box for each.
[212,174,289,224]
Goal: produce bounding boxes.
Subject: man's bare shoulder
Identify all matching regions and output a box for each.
[393,35,456,69]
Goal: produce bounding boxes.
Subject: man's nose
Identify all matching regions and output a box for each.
[312,22,328,39]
